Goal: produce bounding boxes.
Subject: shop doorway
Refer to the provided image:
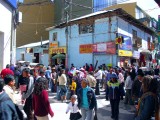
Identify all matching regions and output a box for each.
[33,53,39,63]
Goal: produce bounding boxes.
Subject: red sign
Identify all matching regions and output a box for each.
[79,44,93,53]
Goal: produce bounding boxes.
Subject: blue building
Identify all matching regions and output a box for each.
[47,8,155,69]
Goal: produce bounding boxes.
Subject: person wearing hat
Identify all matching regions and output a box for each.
[77,78,97,120]
[3,74,16,103]
[66,95,81,120]
[107,73,122,120]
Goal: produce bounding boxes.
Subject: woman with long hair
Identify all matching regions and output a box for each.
[33,77,54,120]
[135,75,159,120]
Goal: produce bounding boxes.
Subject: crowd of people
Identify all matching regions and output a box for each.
[0,62,159,120]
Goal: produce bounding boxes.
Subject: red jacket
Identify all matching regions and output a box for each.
[1,68,14,78]
[32,90,54,117]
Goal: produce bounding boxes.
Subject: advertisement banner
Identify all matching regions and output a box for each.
[118,34,132,56]
[49,47,66,54]
[118,34,132,51]
[93,42,116,54]
[118,50,133,57]
[79,44,93,53]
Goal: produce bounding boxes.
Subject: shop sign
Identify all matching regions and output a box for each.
[118,50,133,57]
[133,51,140,59]
[79,44,93,53]
[93,42,116,54]
[118,34,132,51]
[49,42,58,48]
[49,47,66,54]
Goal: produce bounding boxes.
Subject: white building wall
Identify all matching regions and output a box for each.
[0,1,12,70]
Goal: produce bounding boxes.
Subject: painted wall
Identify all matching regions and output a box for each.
[49,14,153,68]
[0,1,12,70]
[49,16,118,68]
[118,17,152,44]
[16,47,49,67]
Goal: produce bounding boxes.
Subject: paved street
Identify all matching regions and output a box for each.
[15,89,135,120]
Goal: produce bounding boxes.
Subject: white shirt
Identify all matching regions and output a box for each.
[66,102,79,113]
[86,74,96,87]
[3,85,16,103]
[125,76,133,89]
[94,70,103,79]
[58,74,67,86]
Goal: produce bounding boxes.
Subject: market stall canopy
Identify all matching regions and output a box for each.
[52,54,65,59]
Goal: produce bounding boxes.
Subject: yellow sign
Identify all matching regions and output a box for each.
[49,47,66,54]
[49,42,58,48]
[118,50,132,57]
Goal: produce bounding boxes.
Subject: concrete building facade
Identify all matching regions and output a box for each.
[47,9,155,68]
[0,0,17,70]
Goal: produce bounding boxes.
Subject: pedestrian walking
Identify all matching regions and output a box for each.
[77,78,97,120]
[86,71,96,89]
[22,68,34,120]
[107,73,121,120]
[33,77,54,120]
[66,95,82,120]
[58,69,67,102]
[70,77,77,97]
[94,66,103,95]
[124,71,133,105]
[1,64,14,78]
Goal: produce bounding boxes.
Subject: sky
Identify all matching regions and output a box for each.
[124,0,160,20]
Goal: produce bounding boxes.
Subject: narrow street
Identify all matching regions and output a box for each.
[15,89,135,120]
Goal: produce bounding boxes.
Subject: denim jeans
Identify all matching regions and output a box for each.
[81,108,93,120]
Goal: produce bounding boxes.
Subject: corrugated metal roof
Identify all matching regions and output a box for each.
[17,40,49,48]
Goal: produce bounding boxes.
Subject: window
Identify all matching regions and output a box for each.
[132,29,137,37]
[53,32,57,41]
[79,24,94,34]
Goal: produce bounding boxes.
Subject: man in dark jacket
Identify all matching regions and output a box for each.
[0,78,19,120]
[77,78,97,120]
[131,69,144,102]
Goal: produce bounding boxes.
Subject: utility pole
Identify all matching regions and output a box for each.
[64,0,70,68]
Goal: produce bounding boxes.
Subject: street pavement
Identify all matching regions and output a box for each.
[15,89,135,120]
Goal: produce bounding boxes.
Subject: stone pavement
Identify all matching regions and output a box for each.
[15,89,135,120]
